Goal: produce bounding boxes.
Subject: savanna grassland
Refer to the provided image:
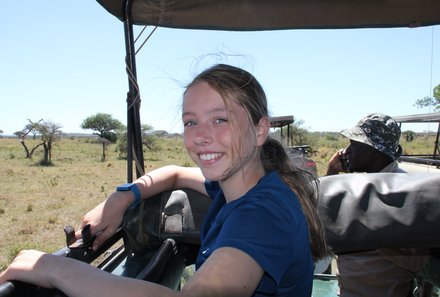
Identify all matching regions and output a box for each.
[0,135,194,271]
[0,132,436,270]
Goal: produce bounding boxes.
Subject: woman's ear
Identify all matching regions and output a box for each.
[256,117,270,146]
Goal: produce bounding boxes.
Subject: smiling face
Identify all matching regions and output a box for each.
[182,81,264,184]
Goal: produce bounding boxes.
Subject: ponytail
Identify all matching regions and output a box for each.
[261,138,328,261]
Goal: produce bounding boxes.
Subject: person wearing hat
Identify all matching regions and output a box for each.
[326,112,403,175]
[326,113,429,297]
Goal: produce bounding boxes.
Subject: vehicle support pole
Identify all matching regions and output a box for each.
[434,122,440,161]
[123,0,145,181]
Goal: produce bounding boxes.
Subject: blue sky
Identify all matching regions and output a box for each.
[1,1,439,136]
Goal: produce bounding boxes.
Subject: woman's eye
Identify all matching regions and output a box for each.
[183,120,197,127]
[214,118,227,124]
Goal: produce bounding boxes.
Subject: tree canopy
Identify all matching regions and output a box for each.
[81,113,124,142]
[36,120,63,165]
[414,83,440,111]
[15,119,62,165]
[116,123,156,159]
[81,113,124,161]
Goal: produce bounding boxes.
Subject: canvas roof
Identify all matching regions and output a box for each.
[97,0,440,30]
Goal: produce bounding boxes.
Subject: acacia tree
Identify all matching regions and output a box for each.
[290,119,310,146]
[36,121,63,165]
[414,83,440,111]
[403,130,416,142]
[81,113,124,161]
[14,119,62,164]
[14,119,44,158]
[141,124,157,151]
[116,123,157,159]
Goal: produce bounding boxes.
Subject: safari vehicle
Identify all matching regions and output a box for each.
[394,112,440,169]
[1,1,440,297]
[270,115,318,176]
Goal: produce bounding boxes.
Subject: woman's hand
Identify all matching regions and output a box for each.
[0,250,60,288]
[76,191,134,250]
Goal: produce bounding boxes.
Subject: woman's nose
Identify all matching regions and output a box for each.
[193,124,212,145]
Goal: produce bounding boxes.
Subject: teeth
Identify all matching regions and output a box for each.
[200,153,221,161]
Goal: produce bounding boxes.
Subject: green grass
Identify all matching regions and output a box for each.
[0,132,435,270]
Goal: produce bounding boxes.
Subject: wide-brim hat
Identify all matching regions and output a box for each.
[342,113,402,160]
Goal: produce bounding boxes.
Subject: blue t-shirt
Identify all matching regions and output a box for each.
[195,171,314,297]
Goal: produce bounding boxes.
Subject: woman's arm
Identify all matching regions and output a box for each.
[0,247,263,297]
[79,165,207,250]
[0,250,178,297]
[182,247,264,296]
[134,165,207,199]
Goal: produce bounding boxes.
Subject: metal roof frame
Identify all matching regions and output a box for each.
[394,112,440,166]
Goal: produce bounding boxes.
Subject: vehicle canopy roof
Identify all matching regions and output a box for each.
[97,0,440,30]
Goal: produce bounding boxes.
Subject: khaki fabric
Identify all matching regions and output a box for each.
[379,248,429,273]
[337,250,415,297]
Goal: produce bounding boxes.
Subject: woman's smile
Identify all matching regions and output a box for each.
[199,152,223,161]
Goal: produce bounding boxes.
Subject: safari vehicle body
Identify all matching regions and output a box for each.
[270,115,318,176]
[394,112,440,168]
[1,1,440,297]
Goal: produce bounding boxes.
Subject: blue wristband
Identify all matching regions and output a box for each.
[116,183,141,209]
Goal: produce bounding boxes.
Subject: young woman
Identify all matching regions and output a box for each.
[0,64,327,297]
